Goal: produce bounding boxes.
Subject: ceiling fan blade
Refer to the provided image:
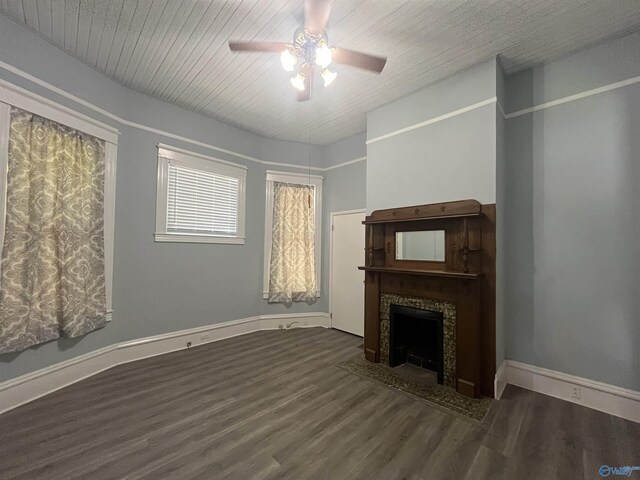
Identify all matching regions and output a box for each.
[228,41,288,53]
[304,0,333,35]
[332,48,387,73]
[296,64,313,102]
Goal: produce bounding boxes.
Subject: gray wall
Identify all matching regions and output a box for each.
[320,135,367,304]
[366,60,498,213]
[320,160,367,306]
[0,14,365,381]
[495,61,507,368]
[323,132,366,168]
[505,32,640,391]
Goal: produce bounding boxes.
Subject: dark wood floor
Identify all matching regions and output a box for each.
[0,328,638,480]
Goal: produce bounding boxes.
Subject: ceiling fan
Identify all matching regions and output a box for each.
[228,0,387,101]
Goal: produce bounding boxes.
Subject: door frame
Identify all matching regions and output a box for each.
[329,208,367,331]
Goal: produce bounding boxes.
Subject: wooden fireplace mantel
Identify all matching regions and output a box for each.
[360,199,496,399]
[362,199,482,224]
[358,266,482,280]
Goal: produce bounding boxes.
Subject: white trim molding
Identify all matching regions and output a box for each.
[323,156,367,171]
[155,144,247,245]
[495,360,640,423]
[156,143,249,171]
[494,360,507,400]
[0,312,330,415]
[0,102,8,260]
[153,233,246,245]
[366,97,497,145]
[0,77,119,144]
[3,53,640,167]
[103,143,117,314]
[496,99,506,118]
[0,61,362,173]
[505,74,640,119]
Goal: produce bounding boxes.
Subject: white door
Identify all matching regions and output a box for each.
[331,211,366,336]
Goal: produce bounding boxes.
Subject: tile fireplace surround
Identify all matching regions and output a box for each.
[380,293,456,388]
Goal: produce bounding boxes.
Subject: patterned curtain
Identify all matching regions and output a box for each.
[268,182,317,304]
[0,107,107,354]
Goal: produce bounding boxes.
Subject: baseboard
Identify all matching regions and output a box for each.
[494,360,507,400]
[496,359,640,423]
[258,312,331,330]
[0,312,330,415]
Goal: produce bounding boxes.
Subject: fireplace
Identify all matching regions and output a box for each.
[380,294,456,388]
[360,200,496,398]
[389,304,444,384]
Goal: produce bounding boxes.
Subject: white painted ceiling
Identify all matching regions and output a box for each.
[2,0,640,145]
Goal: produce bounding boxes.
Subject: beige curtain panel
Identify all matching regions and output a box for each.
[0,107,107,354]
[268,182,317,305]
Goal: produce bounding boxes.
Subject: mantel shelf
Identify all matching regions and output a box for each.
[363,212,481,225]
[358,266,482,280]
[363,199,483,224]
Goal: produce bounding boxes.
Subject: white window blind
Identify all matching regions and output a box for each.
[167,162,238,236]
[155,144,246,244]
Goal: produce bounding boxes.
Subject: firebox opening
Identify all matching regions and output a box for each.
[389,304,444,385]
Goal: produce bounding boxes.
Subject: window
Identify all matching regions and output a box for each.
[0,83,117,353]
[155,144,247,244]
[263,171,323,302]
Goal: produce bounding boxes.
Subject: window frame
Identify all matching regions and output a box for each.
[154,144,247,245]
[263,170,323,300]
[0,80,118,320]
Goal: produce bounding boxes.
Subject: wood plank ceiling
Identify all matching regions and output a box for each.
[1,0,640,145]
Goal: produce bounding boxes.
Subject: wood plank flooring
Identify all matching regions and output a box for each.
[0,328,638,480]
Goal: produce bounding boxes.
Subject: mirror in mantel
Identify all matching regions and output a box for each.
[395,230,445,262]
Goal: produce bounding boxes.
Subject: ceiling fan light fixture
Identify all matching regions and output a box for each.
[321,68,337,87]
[315,43,332,69]
[280,47,297,72]
[290,72,306,91]
[228,0,387,101]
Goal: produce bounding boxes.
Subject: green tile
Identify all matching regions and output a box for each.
[338,354,493,423]
[380,293,456,388]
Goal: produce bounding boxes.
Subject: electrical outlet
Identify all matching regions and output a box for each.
[570,385,581,399]
[200,333,210,342]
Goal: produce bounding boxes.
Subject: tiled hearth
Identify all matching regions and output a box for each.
[380,293,456,389]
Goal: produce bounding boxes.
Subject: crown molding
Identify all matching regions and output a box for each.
[0,60,364,172]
